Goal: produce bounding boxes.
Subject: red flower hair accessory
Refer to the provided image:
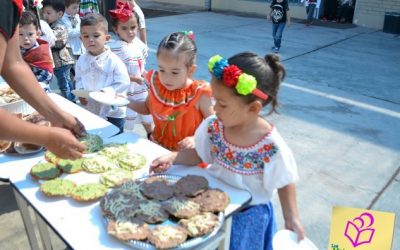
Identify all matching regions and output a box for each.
[222,65,242,87]
[108,0,133,23]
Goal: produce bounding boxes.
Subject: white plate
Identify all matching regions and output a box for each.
[273,230,318,250]
[72,89,91,99]
[89,92,129,107]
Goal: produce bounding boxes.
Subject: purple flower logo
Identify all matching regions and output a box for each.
[344,212,375,247]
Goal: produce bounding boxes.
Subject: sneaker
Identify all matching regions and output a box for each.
[273,47,280,53]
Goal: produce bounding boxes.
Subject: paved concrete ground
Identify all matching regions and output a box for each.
[1,2,399,249]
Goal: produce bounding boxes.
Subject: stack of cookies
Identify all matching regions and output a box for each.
[100,175,230,249]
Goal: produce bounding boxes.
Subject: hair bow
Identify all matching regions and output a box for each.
[108,0,133,23]
[182,30,195,41]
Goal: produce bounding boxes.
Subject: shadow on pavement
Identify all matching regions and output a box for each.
[0,183,18,215]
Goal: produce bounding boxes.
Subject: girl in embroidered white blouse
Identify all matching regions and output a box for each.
[150,52,305,250]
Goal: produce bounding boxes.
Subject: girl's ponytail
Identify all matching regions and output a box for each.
[264,54,286,114]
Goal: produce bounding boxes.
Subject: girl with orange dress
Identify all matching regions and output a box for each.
[127,31,214,151]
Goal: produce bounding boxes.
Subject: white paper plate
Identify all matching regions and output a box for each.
[72,89,91,99]
[273,230,318,250]
[89,92,129,107]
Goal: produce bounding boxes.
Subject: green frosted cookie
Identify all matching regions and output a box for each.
[79,134,103,153]
[100,169,135,188]
[30,162,61,180]
[57,158,84,174]
[98,143,129,159]
[40,178,76,197]
[116,153,147,171]
[72,183,108,201]
[44,150,59,164]
[82,155,118,173]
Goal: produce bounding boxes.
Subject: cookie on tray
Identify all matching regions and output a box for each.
[100,169,135,188]
[71,183,108,202]
[136,200,169,224]
[116,153,146,171]
[173,175,209,197]
[30,162,61,180]
[148,225,188,249]
[40,178,76,197]
[107,217,150,241]
[178,212,220,237]
[140,176,174,201]
[82,155,118,173]
[193,189,230,213]
[100,191,140,219]
[163,196,201,219]
[114,180,145,200]
[79,134,103,153]
[57,158,84,174]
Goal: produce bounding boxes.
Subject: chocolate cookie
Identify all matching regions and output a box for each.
[163,197,201,219]
[148,225,188,249]
[100,191,140,219]
[140,176,174,201]
[114,180,145,200]
[193,189,230,213]
[136,200,169,224]
[179,212,220,237]
[107,217,150,241]
[173,175,209,197]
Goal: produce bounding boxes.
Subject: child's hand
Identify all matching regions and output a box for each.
[149,153,177,174]
[177,136,195,150]
[79,97,88,106]
[285,217,305,241]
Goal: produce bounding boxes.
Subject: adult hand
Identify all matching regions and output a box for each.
[149,153,177,174]
[49,111,86,137]
[285,217,305,241]
[44,127,86,159]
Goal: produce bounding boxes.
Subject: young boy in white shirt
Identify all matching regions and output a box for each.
[75,13,130,133]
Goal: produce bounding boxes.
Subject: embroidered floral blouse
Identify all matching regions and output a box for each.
[195,116,298,205]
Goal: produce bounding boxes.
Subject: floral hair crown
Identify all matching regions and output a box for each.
[208,55,269,100]
[109,0,133,23]
[181,30,195,41]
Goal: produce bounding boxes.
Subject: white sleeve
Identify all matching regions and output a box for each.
[134,5,146,29]
[39,20,56,47]
[194,116,214,163]
[105,56,130,93]
[263,144,299,191]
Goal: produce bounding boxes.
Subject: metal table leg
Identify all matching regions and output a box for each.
[13,189,41,250]
[35,213,52,250]
[218,217,232,250]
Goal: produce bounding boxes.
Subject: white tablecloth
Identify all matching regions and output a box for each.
[9,132,251,249]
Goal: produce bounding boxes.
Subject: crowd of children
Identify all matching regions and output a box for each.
[16,0,306,248]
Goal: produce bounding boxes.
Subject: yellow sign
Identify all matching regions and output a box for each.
[328,206,396,250]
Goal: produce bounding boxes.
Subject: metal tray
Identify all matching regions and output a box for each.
[104,174,225,249]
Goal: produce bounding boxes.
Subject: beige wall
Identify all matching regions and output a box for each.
[153,0,400,29]
[354,0,400,29]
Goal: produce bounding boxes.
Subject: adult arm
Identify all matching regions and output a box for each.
[139,28,147,44]
[278,183,305,240]
[1,27,86,136]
